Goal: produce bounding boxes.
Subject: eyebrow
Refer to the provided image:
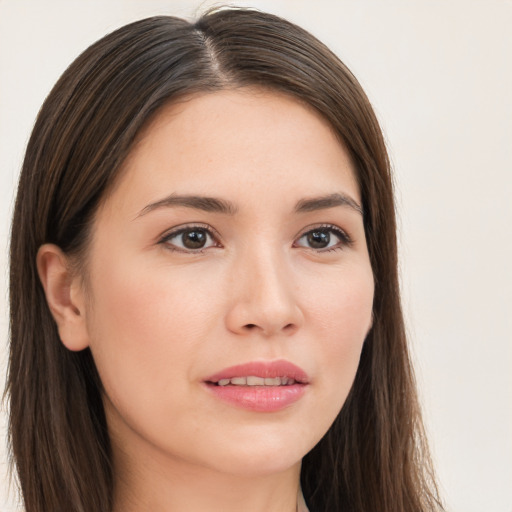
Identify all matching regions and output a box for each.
[136,194,238,218]
[136,191,363,218]
[295,193,363,216]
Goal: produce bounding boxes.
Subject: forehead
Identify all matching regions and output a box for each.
[104,88,360,217]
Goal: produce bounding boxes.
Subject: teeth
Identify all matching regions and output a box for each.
[216,376,297,386]
[247,376,265,385]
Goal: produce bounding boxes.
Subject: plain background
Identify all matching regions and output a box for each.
[1,1,511,511]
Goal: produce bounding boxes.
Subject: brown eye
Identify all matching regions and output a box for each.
[181,229,208,249]
[295,225,350,252]
[161,226,218,252]
[307,230,331,249]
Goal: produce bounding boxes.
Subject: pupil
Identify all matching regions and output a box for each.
[307,230,330,248]
[182,230,206,249]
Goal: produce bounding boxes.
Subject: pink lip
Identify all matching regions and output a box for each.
[203,360,309,412]
[205,360,309,383]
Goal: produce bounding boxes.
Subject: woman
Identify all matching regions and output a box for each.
[7,7,443,512]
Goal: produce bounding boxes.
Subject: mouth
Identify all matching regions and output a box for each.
[213,376,299,387]
[203,360,309,412]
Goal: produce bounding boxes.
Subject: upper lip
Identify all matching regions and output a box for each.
[204,359,309,384]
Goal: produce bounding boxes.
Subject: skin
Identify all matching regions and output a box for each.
[38,89,374,512]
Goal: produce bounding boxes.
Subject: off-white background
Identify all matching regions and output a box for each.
[1,1,511,511]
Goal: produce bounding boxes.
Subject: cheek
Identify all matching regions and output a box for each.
[83,259,225,459]
[302,264,373,409]
[84,257,216,407]
[305,262,373,341]
[88,254,218,343]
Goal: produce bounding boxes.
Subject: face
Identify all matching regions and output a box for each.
[81,89,374,479]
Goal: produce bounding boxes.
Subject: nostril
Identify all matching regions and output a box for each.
[283,323,297,333]
[243,322,297,335]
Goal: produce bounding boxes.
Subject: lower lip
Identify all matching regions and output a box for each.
[205,383,307,412]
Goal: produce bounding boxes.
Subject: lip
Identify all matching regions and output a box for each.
[205,360,309,384]
[203,360,309,412]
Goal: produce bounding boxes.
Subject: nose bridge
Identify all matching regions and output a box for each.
[249,242,290,305]
[226,238,303,336]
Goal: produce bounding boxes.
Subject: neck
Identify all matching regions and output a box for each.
[112,445,305,512]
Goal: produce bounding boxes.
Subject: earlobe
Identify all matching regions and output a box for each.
[36,244,90,351]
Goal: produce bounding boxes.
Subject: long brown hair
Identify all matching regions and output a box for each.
[7,7,443,512]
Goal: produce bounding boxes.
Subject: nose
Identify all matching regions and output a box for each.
[224,247,304,338]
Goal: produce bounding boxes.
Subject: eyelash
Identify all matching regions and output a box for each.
[158,223,353,254]
[158,223,221,253]
[293,224,353,252]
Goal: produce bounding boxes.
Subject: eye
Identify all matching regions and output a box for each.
[159,225,220,252]
[294,225,351,251]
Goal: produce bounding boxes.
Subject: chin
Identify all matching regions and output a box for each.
[195,428,315,478]
[211,450,303,479]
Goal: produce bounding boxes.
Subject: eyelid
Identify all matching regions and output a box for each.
[158,223,222,252]
[293,223,353,251]
[157,222,352,253]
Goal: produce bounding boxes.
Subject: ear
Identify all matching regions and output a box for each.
[36,244,90,351]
